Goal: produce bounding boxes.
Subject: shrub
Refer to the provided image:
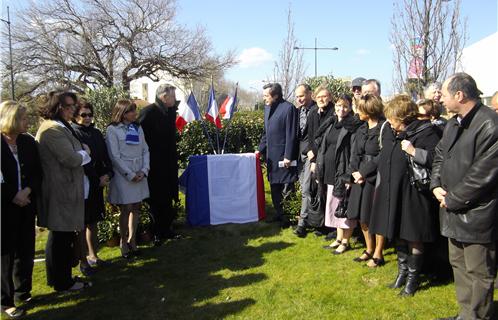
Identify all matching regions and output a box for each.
[84,86,128,131]
[177,110,264,168]
[304,75,351,100]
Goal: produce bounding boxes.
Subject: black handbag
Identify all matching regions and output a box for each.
[407,156,431,192]
[334,188,350,219]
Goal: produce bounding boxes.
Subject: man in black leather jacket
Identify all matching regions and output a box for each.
[431,73,498,320]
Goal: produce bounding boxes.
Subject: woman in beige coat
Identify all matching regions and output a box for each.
[36,91,91,292]
[106,100,149,259]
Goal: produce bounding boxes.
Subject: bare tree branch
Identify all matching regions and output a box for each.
[4,0,236,93]
[390,0,466,96]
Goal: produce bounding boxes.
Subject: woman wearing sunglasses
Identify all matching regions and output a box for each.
[71,100,114,274]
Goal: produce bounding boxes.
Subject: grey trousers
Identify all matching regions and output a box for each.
[297,155,312,227]
[448,238,496,320]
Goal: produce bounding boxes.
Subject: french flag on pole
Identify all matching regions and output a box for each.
[205,83,222,128]
[179,153,266,226]
[219,85,238,120]
[176,92,201,132]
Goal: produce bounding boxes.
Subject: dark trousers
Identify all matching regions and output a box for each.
[1,209,35,308]
[448,238,496,320]
[270,183,295,219]
[45,231,76,291]
[147,197,175,238]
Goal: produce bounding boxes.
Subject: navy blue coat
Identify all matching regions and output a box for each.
[258,98,298,184]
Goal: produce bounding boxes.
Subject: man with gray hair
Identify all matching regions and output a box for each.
[432,73,498,320]
[139,84,181,245]
[361,79,381,97]
[424,82,442,103]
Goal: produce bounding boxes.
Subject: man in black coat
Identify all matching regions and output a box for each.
[139,84,180,244]
[293,84,316,237]
[432,73,498,320]
[258,83,298,228]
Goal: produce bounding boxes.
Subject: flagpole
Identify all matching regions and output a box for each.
[189,82,217,154]
[210,77,221,154]
[221,83,238,154]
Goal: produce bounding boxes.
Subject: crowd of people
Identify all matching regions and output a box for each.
[0,73,497,319]
[258,73,498,320]
[0,85,180,318]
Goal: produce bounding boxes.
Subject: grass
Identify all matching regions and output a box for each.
[15,179,485,320]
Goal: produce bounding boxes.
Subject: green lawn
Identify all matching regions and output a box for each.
[16,184,477,320]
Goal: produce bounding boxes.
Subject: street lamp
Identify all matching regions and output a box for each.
[294,37,338,78]
[1,6,15,99]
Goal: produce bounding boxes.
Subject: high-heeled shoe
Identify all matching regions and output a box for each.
[333,243,350,255]
[367,257,385,268]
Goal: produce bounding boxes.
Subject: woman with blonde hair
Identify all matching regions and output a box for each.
[106,99,149,259]
[369,95,440,295]
[1,101,42,318]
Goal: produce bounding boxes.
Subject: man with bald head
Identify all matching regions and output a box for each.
[432,73,498,320]
[293,84,316,237]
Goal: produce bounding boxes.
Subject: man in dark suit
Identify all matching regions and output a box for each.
[432,73,498,320]
[258,83,298,228]
[139,84,180,245]
[293,84,316,237]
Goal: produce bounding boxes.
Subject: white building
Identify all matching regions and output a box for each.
[457,32,498,104]
[129,71,188,104]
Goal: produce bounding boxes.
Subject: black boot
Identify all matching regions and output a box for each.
[388,246,409,289]
[399,254,424,296]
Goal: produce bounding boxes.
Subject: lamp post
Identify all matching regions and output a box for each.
[294,37,338,78]
[1,6,14,99]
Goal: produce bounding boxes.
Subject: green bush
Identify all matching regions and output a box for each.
[304,75,351,99]
[84,86,128,131]
[177,110,264,168]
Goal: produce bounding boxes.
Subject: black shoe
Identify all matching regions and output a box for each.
[388,247,408,289]
[14,293,32,304]
[293,226,306,237]
[2,307,26,319]
[80,264,96,277]
[153,236,163,247]
[163,230,183,240]
[265,215,282,223]
[279,219,291,229]
[399,254,424,296]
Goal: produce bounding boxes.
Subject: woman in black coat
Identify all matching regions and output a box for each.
[346,94,385,265]
[72,100,113,273]
[315,91,362,254]
[369,95,440,296]
[1,101,42,318]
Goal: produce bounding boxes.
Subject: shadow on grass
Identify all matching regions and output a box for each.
[24,221,293,320]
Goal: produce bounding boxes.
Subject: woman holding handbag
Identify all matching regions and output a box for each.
[314,89,362,255]
[369,95,440,295]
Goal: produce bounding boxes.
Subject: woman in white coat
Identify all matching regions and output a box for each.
[106,99,149,259]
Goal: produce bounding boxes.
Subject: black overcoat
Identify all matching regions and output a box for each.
[369,120,440,242]
[1,134,42,252]
[139,99,179,202]
[258,98,298,184]
[72,123,113,223]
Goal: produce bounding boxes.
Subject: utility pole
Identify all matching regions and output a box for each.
[294,38,338,78]
[1,6,15,99]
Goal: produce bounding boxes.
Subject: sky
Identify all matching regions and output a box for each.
[174,0,498,96]
[1,0,497,96]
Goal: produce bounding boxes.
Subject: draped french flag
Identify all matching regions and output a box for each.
[219,85,238,120]
[176,92,201,132]
[205,83,222,128]
[179,153,266,226]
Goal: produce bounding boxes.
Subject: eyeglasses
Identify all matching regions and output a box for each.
[79,112,93,118]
